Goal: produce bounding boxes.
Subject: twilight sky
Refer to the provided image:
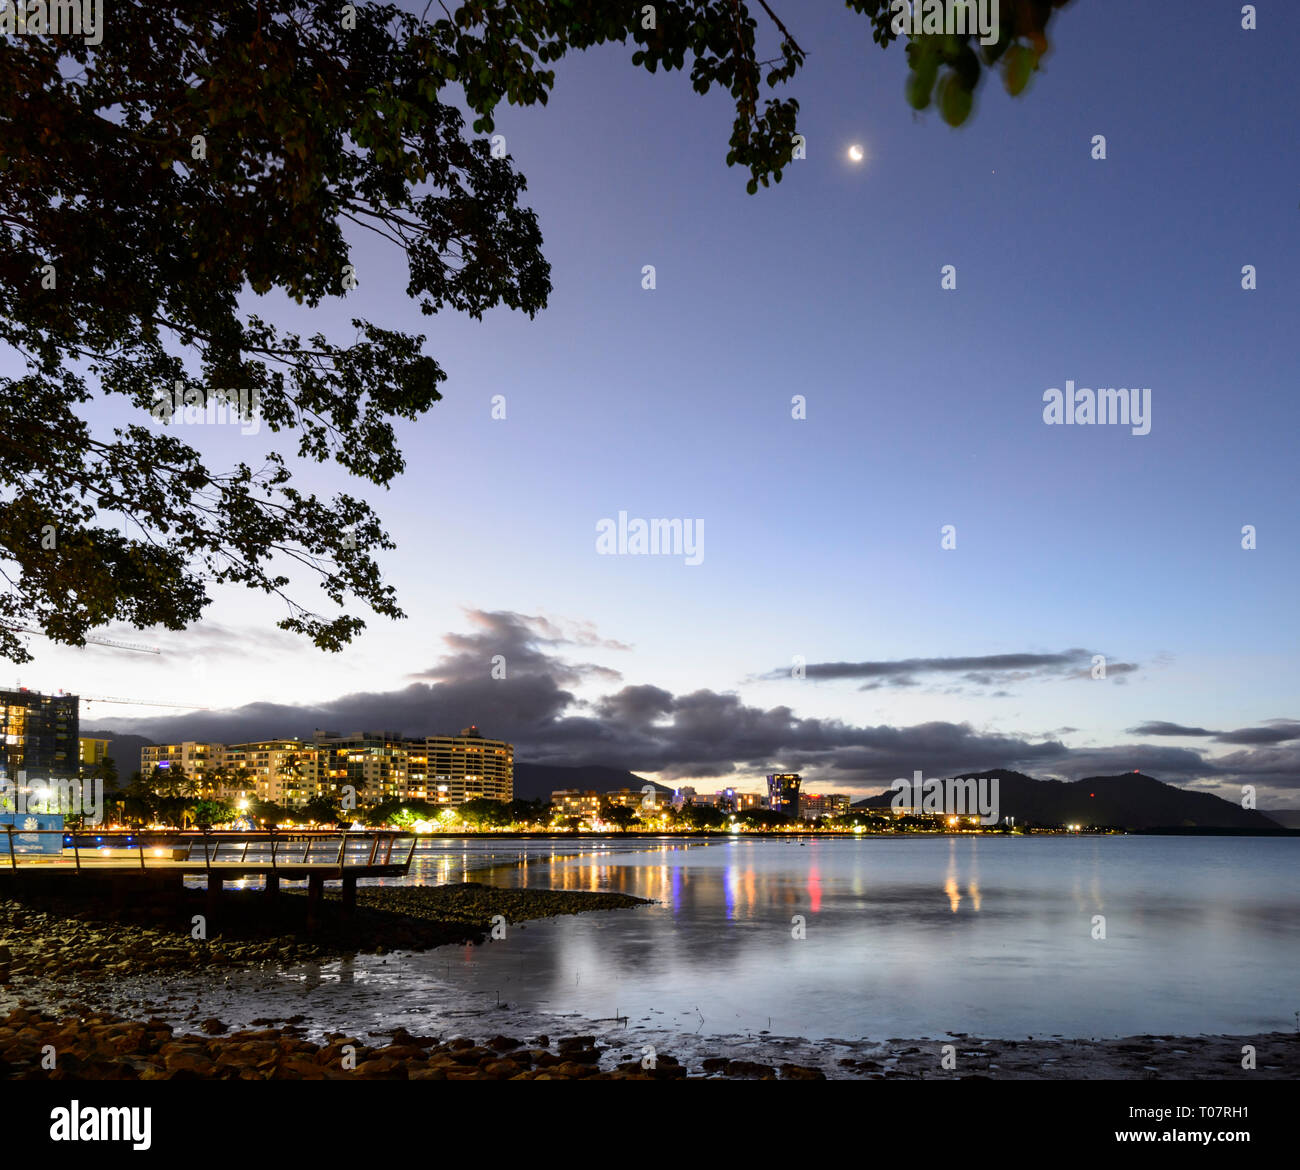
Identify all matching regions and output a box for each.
[10,2,1300,804]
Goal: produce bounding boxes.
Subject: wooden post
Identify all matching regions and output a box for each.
[341,873,357,915]
[306,870,324,930]
[206,871,222,919]
[6,824,14,870]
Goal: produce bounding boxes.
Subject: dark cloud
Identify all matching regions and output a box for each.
[1128,721,1219,737]
[1212,721,1300,746]
[766,650,1139,692]
[108,611,1299,798]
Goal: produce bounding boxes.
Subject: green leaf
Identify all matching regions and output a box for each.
[938,74,973,126]
[1004,44,1034,97]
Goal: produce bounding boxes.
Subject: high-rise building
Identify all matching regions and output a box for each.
[140,741,223,791]
[798,793,850,820]
[0,688,78,780]
[79,736,110,778]
[313,725,512,806]
[766,773,802,818]
[418,726,513,804]
[311,731,408,806]
[222,740,324,805]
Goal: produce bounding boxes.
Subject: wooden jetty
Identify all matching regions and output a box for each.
[0,828,418,924]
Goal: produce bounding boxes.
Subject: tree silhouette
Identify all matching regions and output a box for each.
[0,1,1071,658]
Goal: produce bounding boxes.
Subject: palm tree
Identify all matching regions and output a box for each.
[279,752,305,806]
[207,763,231,801]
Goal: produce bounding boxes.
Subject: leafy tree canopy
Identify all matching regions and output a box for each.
[0,1,1070,660]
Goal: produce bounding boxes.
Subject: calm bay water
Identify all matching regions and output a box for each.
[54,835,1300,1044]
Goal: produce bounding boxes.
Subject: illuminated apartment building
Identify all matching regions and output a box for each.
[0,688,79,780]
[222,740,324,806]
[798,793,850,820]
[419,726,513,804]
[550,789,602,820]
[766,773,802,818]
[600,786,665,812]
[79,736,110,778]
[138,725,512,809]
[140,741,222,790]
[312,725,512,806]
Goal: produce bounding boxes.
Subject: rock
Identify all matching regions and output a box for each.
[562,1047,603,1065]
[163,1049,214,1076]
[449,1046,494,1065]
[373,1045,428,1061]
[354,1057,406,1079]
[779,1064,826,1081]
[201,1017,228,1035]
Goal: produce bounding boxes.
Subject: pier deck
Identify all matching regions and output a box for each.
[0,829,418,921]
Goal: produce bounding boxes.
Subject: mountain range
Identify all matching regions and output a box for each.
[851,769,1282,830]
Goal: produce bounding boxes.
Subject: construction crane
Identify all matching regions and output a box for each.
[79,635,161,655]
[76,694,209,711]
[2,626,161,654]
[5,687,209,711]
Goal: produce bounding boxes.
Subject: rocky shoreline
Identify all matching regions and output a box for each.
[0,882,650,983]
[1,1006,1295,1080]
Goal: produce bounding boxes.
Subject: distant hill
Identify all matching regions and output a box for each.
[1263,809,1300,829]
[82,730,156,779]
[852,769,1281,830]
[512,762,669,803]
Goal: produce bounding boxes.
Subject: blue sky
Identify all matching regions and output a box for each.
[13,1,1300,803]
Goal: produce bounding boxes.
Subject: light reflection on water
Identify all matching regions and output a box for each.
[73,836,1300,1042]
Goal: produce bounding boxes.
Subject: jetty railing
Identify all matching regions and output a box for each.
[1,827,418,874]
